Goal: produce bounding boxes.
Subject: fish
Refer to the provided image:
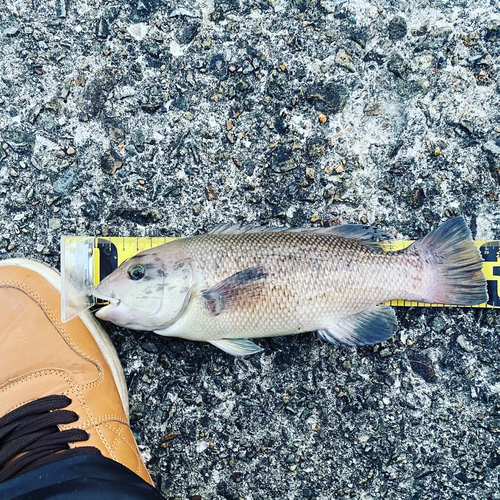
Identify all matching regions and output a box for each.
[92,217,487,356]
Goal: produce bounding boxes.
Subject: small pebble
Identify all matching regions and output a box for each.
[336,48,356,72]
[141,340,158,353]
[109,127,125,143]
[48,218,61,230]
[205,186,218,201]
[127,22,148,41]
[4,26,19,37]
[364,102,382,116]
[305,167,315,180]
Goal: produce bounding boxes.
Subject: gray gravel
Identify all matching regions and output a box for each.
[1,0,500,499]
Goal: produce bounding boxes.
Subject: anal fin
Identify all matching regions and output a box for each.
[209,338,263,356]
[317,306,397,347]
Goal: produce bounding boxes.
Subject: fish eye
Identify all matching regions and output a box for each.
[127,264,146,281]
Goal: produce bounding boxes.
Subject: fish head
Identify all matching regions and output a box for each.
[92,245,194,331]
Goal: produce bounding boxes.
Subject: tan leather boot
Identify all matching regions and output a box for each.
[0,259,153,485]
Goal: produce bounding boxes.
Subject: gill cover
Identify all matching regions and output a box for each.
[93,244,194,331]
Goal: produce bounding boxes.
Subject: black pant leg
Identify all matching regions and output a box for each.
[0,454,163,500]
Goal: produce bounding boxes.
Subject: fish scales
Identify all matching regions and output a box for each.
[171,232,410,341]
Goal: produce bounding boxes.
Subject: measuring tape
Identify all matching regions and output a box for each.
[60,236,500,322]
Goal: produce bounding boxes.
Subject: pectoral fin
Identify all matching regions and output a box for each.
[317,306,397,346]
[209,339,263,356]
[202,267,268,316]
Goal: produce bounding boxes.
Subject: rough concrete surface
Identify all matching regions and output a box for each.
[1,0,500,498]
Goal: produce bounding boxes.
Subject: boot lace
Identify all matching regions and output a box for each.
[0,394,100,482]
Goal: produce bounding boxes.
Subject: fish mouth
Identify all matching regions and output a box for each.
[89,288,121,309]
[97,297,121,308]
[93,297,122,321]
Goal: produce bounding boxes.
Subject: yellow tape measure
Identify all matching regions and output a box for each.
[60,236,500,322]
[92,237,176,285]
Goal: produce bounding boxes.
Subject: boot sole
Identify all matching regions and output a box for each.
[0,258,130,421]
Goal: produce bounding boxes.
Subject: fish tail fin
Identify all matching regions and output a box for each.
[409,217,487,305]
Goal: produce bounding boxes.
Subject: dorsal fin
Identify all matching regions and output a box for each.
[320,224,394,242]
